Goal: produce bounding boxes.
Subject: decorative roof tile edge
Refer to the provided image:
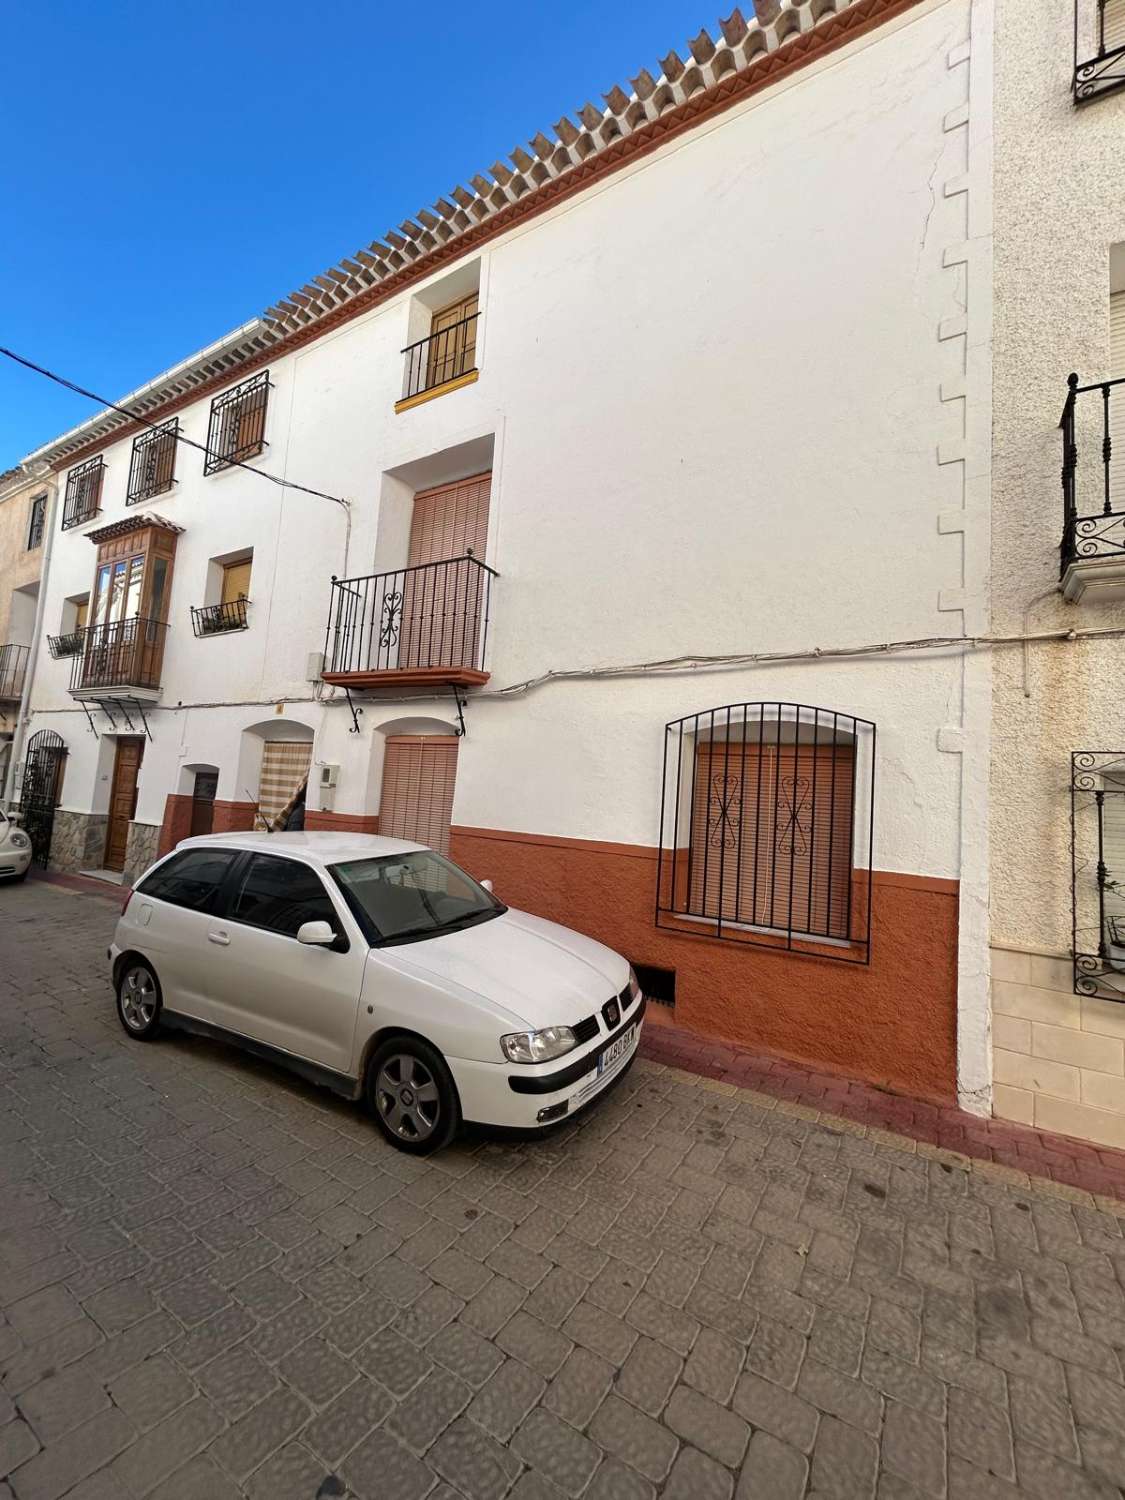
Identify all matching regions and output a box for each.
[84,511,185,544]
[27,0,924,474]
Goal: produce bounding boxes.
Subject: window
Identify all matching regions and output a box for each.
[332,849,501,945]
[221,558,252,607]
[229,854,339,938]
[379,736,458,855]
[427,293,479,390]
[61,458,104,530]
[26,494,47,550]
[92,553,145,627]
[656,703,875,964]
[74,597,88,631]
[204,371,270,474]
[136,847,238,911]
[127,421,178,505]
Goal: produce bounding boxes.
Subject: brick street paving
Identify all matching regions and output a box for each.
[4,879,1125,1498]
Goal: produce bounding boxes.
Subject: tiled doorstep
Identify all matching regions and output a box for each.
[639,1018,1125,1210]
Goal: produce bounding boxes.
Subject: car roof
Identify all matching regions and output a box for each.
[173,831,427,866]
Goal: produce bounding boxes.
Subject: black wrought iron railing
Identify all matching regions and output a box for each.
[191,599,249,637]
[324,553,497,677]
[127,419,178,504]
[1074,0,1125,102]
[68,618,168,695]
[47,631,84,660]
[401,313,479,402]
[204,371,270,475]
[1061,372,1125,572]
[0,644,29,700]
[61,457,104,530]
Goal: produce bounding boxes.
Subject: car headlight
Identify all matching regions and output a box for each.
[501,1026,577,1065]
[9,831,30,850]
[628,967,642,1003]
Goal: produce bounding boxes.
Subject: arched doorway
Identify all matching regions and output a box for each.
[19,730,68,867]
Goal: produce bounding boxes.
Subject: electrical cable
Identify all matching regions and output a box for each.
[0,346,349,512]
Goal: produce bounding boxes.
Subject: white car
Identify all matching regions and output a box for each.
[109,832,644,1153]
[0,809,33,882]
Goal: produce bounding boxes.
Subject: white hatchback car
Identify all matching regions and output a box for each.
[0,809,33,883]
[110,832,644,1152]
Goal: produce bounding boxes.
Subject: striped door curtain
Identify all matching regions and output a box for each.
[258,741,312,829]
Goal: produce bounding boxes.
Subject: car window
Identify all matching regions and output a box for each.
[331,849,504,944]
[135,848,238,912]
[228,853,339,938]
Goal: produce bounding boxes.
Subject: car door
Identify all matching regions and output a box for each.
[128,847,242,1021]
[203,851,366,1074]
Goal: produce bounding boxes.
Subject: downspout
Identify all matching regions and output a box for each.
[4,481,58,810]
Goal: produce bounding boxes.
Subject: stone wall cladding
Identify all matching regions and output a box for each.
[122,821,160,888]
[48,810,108,873]
[992,944,1125,1148]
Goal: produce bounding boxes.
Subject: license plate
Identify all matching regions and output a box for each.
[598,1024,636,1076]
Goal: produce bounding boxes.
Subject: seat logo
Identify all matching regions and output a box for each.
[603,999,620,1029]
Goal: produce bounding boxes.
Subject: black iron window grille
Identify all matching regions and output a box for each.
[1074,0,1125,101]
[47,631,84,659]
[1071,752,1125,1000]
[1060,372,1125,574]
[204,371,270,475]
[61,457,104,530]
[0,644,29,700]
[324,552,497,676]
[401,313,479,402]
[18,729,67,867]
[69,618,168,695]
[656,703,876,964]
[26,493,47,549]
[127,420,178,505]
[191,598,249,637]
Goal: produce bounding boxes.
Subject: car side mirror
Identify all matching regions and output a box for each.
[297,920,336,946]
[480,879,494,894]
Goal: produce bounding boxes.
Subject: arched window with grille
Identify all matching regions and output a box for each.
[656,703,875,963]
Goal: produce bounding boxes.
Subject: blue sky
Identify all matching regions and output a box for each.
[0,0,698,470]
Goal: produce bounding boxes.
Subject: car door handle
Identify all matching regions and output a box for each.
[207,930,231,946]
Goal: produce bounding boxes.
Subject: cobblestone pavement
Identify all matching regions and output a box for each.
[4,881,1125,1499]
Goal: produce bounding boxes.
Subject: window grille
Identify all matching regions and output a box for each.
[61,458,104,530]
[127,420,178,504]
[204,371,270,474]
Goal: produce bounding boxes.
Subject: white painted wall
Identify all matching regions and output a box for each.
[29,0,982,899]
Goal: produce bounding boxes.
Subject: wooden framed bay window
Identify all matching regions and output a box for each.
[657,703,875,963]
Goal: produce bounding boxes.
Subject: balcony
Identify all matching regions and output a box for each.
[0,644,29,702]
[1074,0,1125,102]
[322,553,497,690]
[395,313,480,413]
[47,631,84,660]
[68,618,168,700]
[1060,373,1125,600]
[191,599,249,637]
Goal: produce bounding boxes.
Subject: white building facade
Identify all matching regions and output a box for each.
[16,0,996,1113]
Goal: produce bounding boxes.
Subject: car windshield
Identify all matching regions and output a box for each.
[330,849,506,945]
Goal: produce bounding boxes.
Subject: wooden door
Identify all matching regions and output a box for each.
[380,736,459,855]
[105,738,144,872]
[402,473,491,669]
[190,771,218,837]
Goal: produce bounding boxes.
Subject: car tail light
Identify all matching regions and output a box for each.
[121,887,134,915]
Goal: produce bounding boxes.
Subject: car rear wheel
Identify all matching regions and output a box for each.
[366,1036,460,1155]
[116,960,162,1041]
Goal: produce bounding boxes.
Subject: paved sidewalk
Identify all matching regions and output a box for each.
[4,879,1125,1498]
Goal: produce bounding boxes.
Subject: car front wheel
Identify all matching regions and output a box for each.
[366,1036,460,1155]
[116,960,162,1041]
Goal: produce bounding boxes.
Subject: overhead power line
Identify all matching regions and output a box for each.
[0,346,348,511]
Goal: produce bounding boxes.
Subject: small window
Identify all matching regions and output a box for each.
[74,597,89,631]
[61,458,104,530]
[127,421,178,505]
[427,294,479,390]
[228,853,338,938]
[136,847,238,911]
[205,372,270,474]
[221,558,252,607]
[27,494,47,550]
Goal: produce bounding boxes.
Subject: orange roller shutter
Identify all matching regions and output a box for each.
[380,736,459,855]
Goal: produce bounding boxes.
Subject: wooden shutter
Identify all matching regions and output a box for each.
[689,740,854,940]
[379,736,459,855]
[402,474,492,670]
[258,741,312,828]
[1111,292,1125,508]
[408,473,491,567]
[221,559,253,606]
[427,293,479,388]
[1106,0,1125,50]
[74,598,88,630]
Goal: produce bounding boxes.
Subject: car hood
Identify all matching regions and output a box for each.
[376,907,629,1030]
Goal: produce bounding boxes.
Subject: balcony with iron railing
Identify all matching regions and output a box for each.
[68,618,169,699]
[0,644,29,701]
[191,599,249,637]
[1074,0,1125,102]
[47,630,84,660]
[322,553,497,690]
[395,313,480,413]
[1060,372,1125,600]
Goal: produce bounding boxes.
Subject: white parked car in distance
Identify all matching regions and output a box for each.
[109,832,645,1152]
[0,809,33,883]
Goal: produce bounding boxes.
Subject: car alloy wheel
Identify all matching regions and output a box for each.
[375,1053,441,1143]
[118,963,160,1038]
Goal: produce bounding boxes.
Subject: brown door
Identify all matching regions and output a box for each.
[379,736,459,855]
[105,737,144,872]
[190,771,218,837]
[402,473,491,670]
